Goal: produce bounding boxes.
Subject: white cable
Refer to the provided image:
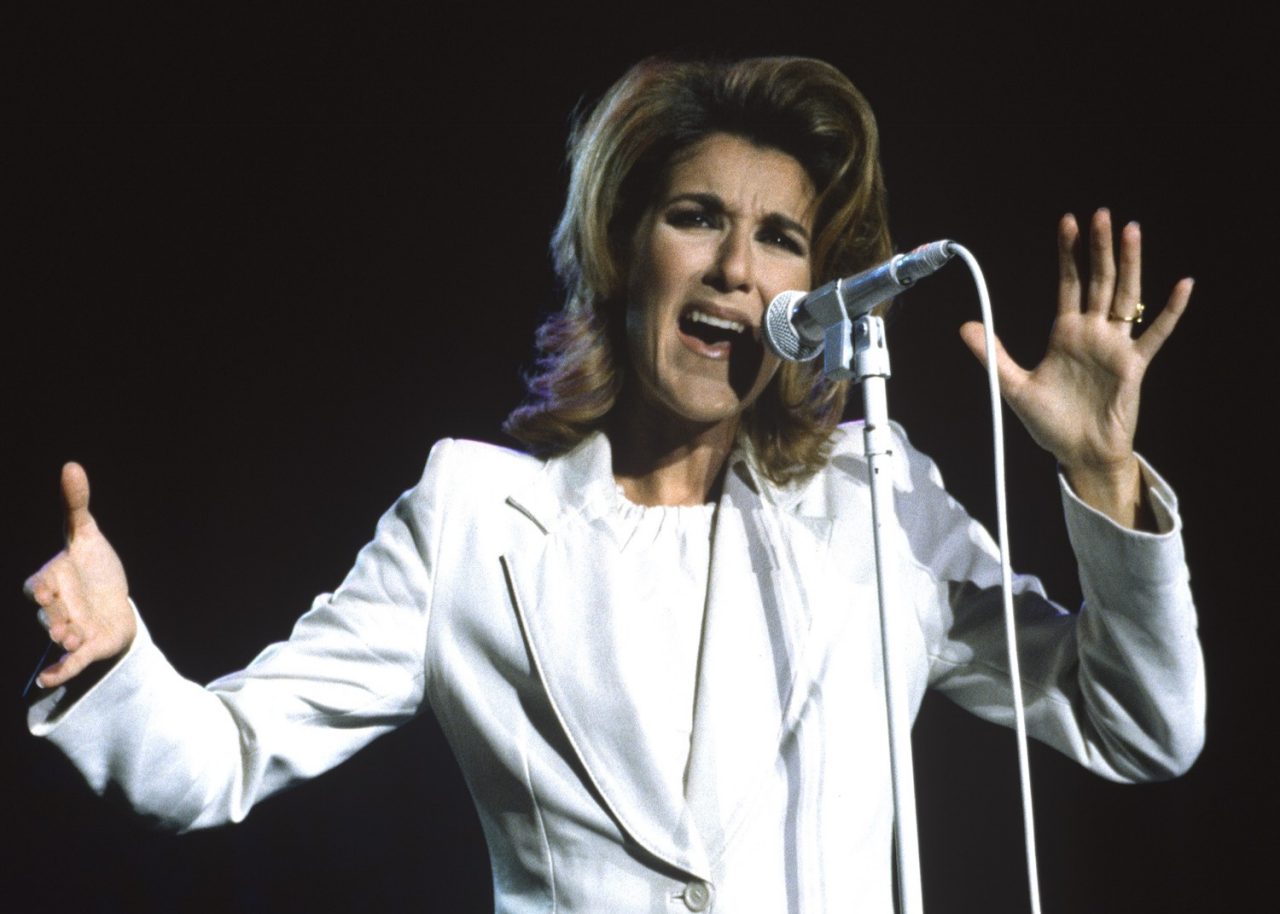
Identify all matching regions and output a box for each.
[948,243,1043,914]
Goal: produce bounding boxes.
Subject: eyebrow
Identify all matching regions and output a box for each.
[667,192,812,243]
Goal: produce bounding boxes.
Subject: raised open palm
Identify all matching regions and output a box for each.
[959,209,1193,524]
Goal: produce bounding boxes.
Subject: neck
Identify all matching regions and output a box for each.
[608,401,740,507]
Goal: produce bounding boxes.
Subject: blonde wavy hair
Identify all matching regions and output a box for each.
[504,56,892,483]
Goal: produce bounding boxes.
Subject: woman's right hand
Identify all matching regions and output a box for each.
[24,462,136,689]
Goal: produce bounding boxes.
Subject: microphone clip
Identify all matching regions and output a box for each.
[822,307,891,384]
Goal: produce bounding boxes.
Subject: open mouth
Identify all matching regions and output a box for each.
[679,307,752,354]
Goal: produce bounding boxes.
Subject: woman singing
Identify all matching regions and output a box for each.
[25,56,1203,912]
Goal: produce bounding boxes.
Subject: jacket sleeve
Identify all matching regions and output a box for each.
[894,431,1206,783]
[27,441,456,831]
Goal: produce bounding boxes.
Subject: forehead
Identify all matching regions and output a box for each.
[661,133,816,227]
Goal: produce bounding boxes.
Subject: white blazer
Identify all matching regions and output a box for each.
[30,424,1205,913]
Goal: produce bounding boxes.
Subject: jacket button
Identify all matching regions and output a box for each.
[682,879,713,912]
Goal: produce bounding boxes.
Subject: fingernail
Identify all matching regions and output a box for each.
[1127,220,1140,231]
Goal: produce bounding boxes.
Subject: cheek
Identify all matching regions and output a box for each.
[771,261,813,301]
[622,237,684,364]
[623,270,656,344]
[623,234,658,337]
[622,291,662,389]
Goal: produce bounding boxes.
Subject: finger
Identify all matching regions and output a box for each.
[61,462,95,542]
[1057,213,1082,318]
[1086,208,1116,316]
[59,627,85,653]
[23,558,63,607]
[1135,278,1194,363]
[23,571,49,605]
[1113,220,1142,319]
[38,649,91,690]
[27,576,86,668]
[959,321,1030,396]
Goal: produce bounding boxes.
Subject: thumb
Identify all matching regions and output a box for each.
[61,461,95,541]
[958,320,1027,396]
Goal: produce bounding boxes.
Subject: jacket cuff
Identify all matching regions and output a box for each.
[28,600,157,737]
[1058,454,1187,588]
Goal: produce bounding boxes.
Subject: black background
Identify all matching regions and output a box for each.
[5,4,1275,912]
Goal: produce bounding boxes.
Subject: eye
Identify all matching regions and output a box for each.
[758,227,806,256]
[666,206,721,230]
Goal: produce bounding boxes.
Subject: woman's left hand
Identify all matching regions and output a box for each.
[959,208,1193,528]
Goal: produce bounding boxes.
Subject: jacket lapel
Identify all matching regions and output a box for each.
[500,435,711,877]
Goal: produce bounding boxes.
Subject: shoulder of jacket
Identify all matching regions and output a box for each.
[427,437,539,470]
[415,438,544,499]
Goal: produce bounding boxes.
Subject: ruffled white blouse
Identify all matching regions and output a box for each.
[605,488,716,794]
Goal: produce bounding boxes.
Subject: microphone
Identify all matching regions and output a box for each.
[764,240,955,362]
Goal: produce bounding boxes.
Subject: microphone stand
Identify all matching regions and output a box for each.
[823,310,925,914]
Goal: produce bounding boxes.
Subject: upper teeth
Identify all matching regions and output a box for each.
[689,310,745,333]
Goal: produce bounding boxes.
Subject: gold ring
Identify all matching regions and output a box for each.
[1111,301,1145,323]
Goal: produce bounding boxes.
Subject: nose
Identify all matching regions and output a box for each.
[704,226,754,294]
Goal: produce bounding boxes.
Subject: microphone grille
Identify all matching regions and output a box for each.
[764,290,824,362]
